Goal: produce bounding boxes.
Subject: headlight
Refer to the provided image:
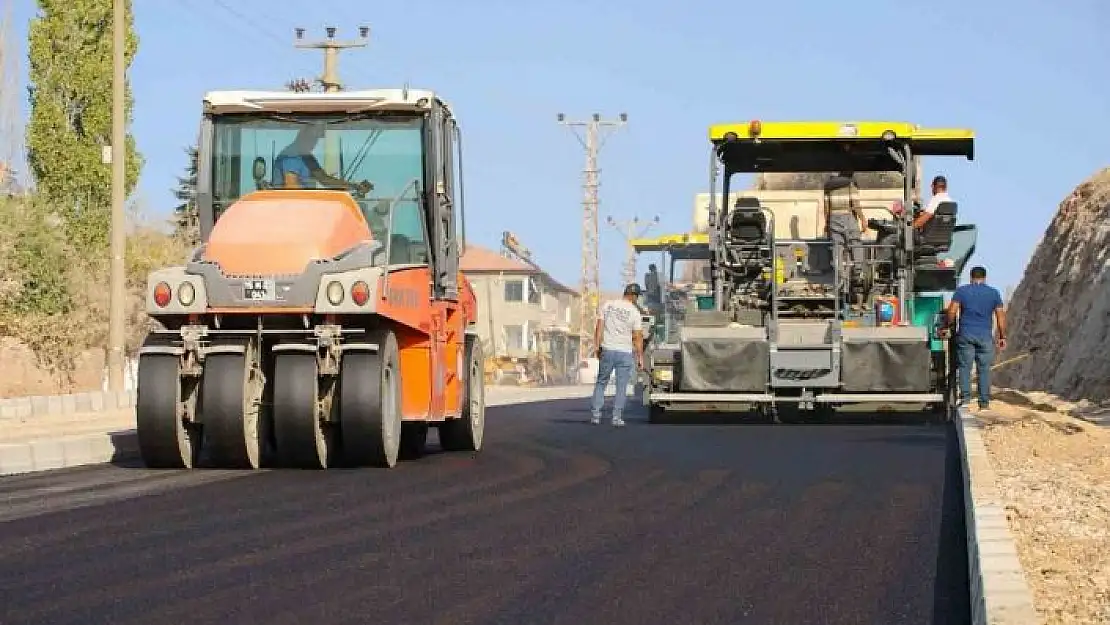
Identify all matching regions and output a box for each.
[653,367,673,382]
[326,281,345,306]
[178,281,196,306]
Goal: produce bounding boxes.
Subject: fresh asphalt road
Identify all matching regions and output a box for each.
[0,398,970,625]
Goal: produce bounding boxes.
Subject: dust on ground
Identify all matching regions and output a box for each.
[979,388,1110,625]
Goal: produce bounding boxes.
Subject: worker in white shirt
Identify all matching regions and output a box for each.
[913,175,954,230]
[589,283,645,427]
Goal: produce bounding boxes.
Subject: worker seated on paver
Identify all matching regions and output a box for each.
[272,123,374,194]
[912,175,955,231]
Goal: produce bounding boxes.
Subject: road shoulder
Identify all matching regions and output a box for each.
[957,406,1041,625]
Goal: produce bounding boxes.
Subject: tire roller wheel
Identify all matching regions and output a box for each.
[339,328,403,468]
[272,351,335,469]
[199,340,265,469]
[136,352,202,469]
[440,334,485,453]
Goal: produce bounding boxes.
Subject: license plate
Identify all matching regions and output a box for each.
[243,279,277,301]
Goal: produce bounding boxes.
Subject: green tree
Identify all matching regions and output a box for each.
[171,145,199,247]
[25,0,143,252]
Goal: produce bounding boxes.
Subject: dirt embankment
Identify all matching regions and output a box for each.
[994,167,1110,402]
[982,391,1110,625]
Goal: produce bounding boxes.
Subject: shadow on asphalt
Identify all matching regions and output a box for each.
[933,422,972,624]
[541,397,951,428]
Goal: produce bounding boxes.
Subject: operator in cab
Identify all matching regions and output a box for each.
[272,123,374,195]
[873,175,956,255]
[912,175,954,230]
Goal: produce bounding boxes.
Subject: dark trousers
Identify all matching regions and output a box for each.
[955,334,994,407]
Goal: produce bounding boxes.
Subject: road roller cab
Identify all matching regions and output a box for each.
[137,88,485,471]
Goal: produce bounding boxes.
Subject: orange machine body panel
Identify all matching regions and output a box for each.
[387,269,478,422]
[203,190,372,276]
[197,188,479,425]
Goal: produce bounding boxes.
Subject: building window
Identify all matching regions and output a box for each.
[504,324,524,350]
[504,280,523,302]
[527,277,541,305]
[564,305,572,324]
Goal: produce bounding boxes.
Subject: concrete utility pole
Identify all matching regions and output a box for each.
[556,112,628,357]
[293,25,369,92]
[607,214,659,287]
[106,0,127,391]
[293,25,369,173]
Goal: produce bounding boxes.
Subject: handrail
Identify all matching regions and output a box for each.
[379,177,423,299]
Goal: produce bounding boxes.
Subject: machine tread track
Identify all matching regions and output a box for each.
[200,340,264,469]
[339,328,403,468]
[136,352,200,469]
[272,351,334,469]
[439,334,485,453]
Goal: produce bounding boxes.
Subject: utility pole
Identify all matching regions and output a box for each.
[293,25,369,173]
[607,214,659,287]
[0,0,21,189]
[556,112,627,357]
[106,0,127,391]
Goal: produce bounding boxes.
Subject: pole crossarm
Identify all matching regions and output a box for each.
[293,26,370,92]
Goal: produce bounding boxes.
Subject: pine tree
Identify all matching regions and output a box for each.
[171,145,199,247]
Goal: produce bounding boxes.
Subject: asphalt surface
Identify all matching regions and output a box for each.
[0,398,970,625]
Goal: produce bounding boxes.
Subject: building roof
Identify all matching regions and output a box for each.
[461,245,535,273]
[461,245,578,296]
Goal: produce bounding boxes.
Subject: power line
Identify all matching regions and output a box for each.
[606,214,659,288]
[556,111,627,357]
[188,0,341,86]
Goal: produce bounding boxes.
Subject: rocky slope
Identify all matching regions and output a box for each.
[995,167,1110,402]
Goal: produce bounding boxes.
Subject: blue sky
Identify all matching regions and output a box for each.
[6,0,1109,293]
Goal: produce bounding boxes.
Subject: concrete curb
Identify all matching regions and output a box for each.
[0,390,136,421]
[955,407,1041,625]
[0,385,598,476]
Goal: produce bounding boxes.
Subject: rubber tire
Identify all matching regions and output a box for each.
[339,329,402,468]
[136,353,200,469]
[272,352,333,469]
[648,403,666,424]
[199,342,264,469]
[440,335,485,453]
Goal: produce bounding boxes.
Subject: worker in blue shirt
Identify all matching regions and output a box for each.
[945,266,1008,411]
[272,123,372,195]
